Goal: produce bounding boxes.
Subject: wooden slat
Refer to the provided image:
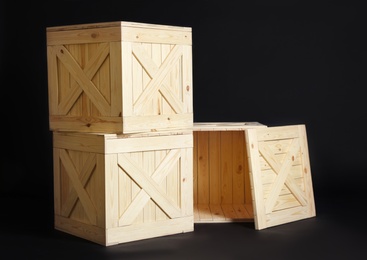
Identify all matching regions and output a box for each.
[105,154,119,229]
[183,45,193,113]
[298,125,316,217]
[209,204,226,221]
[47,26,121,45]
[209,132,221,204]
[197,131,209,204]
[232,131,245,204]
[245,129,267,229]
[220,132,233,204]
[109,42,122,116]
[181,147,194,217]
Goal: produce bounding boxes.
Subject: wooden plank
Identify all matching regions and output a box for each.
[193,122,267,131]
[130,152,144,224]
[121,42,133,116]
[220,132,233,204]
[143,151,156,223]
[193,132,198,205]
[256,125,299,141]
[221,204,238,220]
[53,149,61,215]
[121,27,192,45]
[105,154,119,229]
[49,116,122,133]
[109,42,122,116]
[55,215,106,246]
[155,149,168,221]
[232,131,245,204]
[181,147,194,217]
[209,131,221,204]
[183,45,193,113]
[122,113,193,133]
[197,131,209,204]
[298,125,316,217]
[47,26,121,45]
[209,204,226,221]
[245,129,267,230]
[105,133,193,154]
[107,216,193,246]
[197,204,213,221]
[47,46,58,115]
[233,204,251,219]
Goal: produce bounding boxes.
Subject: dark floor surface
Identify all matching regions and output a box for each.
[1,194,366,260]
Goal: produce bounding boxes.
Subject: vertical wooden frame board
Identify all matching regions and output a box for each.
[245,125,316,230]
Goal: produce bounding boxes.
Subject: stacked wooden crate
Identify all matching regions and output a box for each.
[47,20,317,247]
[46,21,195,246]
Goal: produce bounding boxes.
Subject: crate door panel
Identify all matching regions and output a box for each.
[117,148,188,226]
[122,42,193,133]
[245,125,316,230]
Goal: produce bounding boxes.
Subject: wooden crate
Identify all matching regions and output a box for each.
[52,131,194,246]
[46,21,193,134]
[193,123,316,229]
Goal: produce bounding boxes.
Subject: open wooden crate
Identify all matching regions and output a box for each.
[193,122,316,230]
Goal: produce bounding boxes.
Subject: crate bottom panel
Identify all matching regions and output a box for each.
[55,215,194,246]
[193,203,254,223]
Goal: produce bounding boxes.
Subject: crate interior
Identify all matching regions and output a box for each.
[193,123,261,223]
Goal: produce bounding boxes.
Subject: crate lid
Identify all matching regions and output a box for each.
[46,21,192,32]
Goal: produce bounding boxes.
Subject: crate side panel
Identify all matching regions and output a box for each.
[116,136,192,227]
[54,147,105,229]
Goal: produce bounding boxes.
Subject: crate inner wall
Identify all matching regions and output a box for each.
[193,130,254,223]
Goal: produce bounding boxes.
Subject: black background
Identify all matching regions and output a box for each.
[1,1,366,259]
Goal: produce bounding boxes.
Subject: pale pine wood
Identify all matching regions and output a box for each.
[194,204,253,223]
[193,123,267,223]
[221,132,233,204]
[197,131,209,204]
[47,21,193,134]
[106,216,193,246]
[245,124,316,230]
[53,131,194,246]
[209,132,221,204]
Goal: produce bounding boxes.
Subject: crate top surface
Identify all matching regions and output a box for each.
[193,122,267,131]
[46,21,192,32]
